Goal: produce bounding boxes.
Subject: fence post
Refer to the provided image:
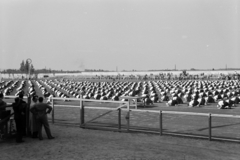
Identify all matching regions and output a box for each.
[118,108,121,131]
[159,110,162,136]
[209,113,212,141]
[26,96,31,136]
[126,101,130,132]
[51,98,54,124]
[80,95,84,128]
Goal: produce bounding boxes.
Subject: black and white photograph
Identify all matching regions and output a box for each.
[1,0,240,159]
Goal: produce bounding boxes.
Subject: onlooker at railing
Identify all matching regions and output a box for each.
[30,97,54,140]
[0,93,7,111]
[12,97,26,143]
[18,93,27,136]
[29,95,38,138]
[0,92,7,137]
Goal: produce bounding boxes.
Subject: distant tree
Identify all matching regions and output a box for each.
[20,60,25,73]
[30,64,34,74]
[182,70,187,76]
[24,60,30,74]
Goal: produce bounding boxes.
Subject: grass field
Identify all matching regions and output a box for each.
[2,79,240,159]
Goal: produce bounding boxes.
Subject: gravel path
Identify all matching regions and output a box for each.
[1,123,240,160]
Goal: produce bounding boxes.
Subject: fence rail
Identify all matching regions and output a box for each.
[50,97,240,142]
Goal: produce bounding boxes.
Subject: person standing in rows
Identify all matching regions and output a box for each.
[12,97,27,143]
[29,95,38,138]
[30,97,54,140]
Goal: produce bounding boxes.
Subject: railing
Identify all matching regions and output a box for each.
[50,97,240,142]
[51,96,130,126]
[4,96,240,142]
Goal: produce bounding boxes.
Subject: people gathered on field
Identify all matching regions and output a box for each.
[0,92,55,143]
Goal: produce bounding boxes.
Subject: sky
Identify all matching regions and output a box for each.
[0,0,239,71]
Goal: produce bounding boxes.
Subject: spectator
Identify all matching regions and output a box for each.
[30,97,54,140]
[0,93,7,111]
[18,93,27,136]
[12,97,26,143]
[29,95,38,138]
[0,93,7,137]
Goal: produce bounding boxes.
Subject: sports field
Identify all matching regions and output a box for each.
[1,78,240,159]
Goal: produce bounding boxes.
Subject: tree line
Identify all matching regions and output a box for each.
[0,60,82,74]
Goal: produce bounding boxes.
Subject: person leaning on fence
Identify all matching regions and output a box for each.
[0,93,7,137]
[0,93,7,112]
[18,93,27,136]
[30,97,54,140]
[12,97,26,143]
[29,95,38,138]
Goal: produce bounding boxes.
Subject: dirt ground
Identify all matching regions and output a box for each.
[1,122,240,160]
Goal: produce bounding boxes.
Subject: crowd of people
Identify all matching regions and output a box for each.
[78,72,240,81]
[0,92,54,143]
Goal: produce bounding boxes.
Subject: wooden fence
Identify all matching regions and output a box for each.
[4,96,240,142]
[50,97,240,143]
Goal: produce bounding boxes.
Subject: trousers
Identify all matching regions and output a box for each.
[37,114,53,139]
[15,118,24,142]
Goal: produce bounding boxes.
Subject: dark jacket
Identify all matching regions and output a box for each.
[12,100,27,119]
[0,100,7,112]
[30,103,52,119]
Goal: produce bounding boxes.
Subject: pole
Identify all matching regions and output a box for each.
[26,58,32,79]
[159,110,162,136]
[80,95,84,128]
[28,65,30,79]
[118,108,121,131]
[26,95,31,136]
[51,98,54,124]
[0,68,1,82]
[209,113,212,141]
[126,100,130,132]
